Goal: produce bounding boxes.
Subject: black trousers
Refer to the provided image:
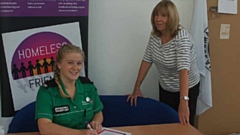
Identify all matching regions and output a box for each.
[159,82,200,126]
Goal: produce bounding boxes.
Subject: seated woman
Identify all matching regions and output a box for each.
[35,44,103,135]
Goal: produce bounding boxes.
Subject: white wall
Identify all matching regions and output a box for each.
[88,0,194,100]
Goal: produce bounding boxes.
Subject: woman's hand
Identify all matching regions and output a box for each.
[82,129,98,135]
[126,87,146,106]
[178,101,190,125]
[90,121,102,133]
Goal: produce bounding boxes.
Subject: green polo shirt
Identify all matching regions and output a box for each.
[35,77,103,129]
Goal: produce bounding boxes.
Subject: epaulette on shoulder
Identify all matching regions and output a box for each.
[42,79,57,88]
[79,76,93,84]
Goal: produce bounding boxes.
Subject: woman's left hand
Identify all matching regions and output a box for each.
[90,121,102,133]
[178,101,190,125]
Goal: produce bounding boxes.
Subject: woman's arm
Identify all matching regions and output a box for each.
[178,69,190,125]
[135,60,152,88]
[179,69,189,98]
[90,111,103,132]
[92,111,103,123]
[37,118,95,135]
[127,60,152,106]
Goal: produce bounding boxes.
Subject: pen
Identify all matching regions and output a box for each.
[86,121,93,130]
[84,109,86,117]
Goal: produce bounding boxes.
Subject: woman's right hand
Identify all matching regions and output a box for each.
[82,129,98,135]
[126,87,146,106]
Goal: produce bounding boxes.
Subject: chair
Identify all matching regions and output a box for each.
[100,95,179,127]
[8,95,179,133]
[7,101,38,133]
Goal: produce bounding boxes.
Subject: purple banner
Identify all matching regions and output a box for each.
[0,0,88,17]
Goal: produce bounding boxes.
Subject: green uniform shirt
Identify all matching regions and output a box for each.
[35,77,103,129]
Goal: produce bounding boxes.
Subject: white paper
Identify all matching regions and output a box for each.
[99,128,132,135]
[220,24,230,39]
[218,0,238,14]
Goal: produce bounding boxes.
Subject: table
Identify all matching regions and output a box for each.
[7,123,204,135]
[113,123,204,135]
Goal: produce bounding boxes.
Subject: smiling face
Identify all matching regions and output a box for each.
[57,52,83,83]
[151,1,180,37]
[154,12,168,33]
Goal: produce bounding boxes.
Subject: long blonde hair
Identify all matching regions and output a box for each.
[53,44,84,98]
[151,0,180,37]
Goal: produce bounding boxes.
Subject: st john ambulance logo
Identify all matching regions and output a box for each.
[204,27,211,71]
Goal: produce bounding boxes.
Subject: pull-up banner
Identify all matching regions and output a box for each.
[0,0,88,17]
[2,22,85,111]
[0,0,89,131]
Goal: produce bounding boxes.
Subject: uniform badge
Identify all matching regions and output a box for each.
[54,105,70,114]
[43,84,48,87]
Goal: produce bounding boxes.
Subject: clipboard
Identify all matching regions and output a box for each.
[98,127,132,135]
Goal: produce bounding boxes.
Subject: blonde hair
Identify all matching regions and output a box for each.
[53,44,84,98]
[151,0,180,37]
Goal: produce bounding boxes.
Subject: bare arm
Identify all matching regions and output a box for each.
[92,111,103,123]
[178,69,190,125]
[179,69,189,98]
[134,60,152,88]
[90,111,103,132]
[38,118,95,135]
[127,60,152,106]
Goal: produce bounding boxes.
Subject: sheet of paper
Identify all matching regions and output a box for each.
[218,0,238,14]
[220,24,230,39]
[99,128,132,135]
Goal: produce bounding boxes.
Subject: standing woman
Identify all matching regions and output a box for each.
[35,44,103,135]
[127,0,200,126]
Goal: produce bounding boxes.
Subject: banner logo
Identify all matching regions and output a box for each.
[204,27,211,71]
[11,32,71,80]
